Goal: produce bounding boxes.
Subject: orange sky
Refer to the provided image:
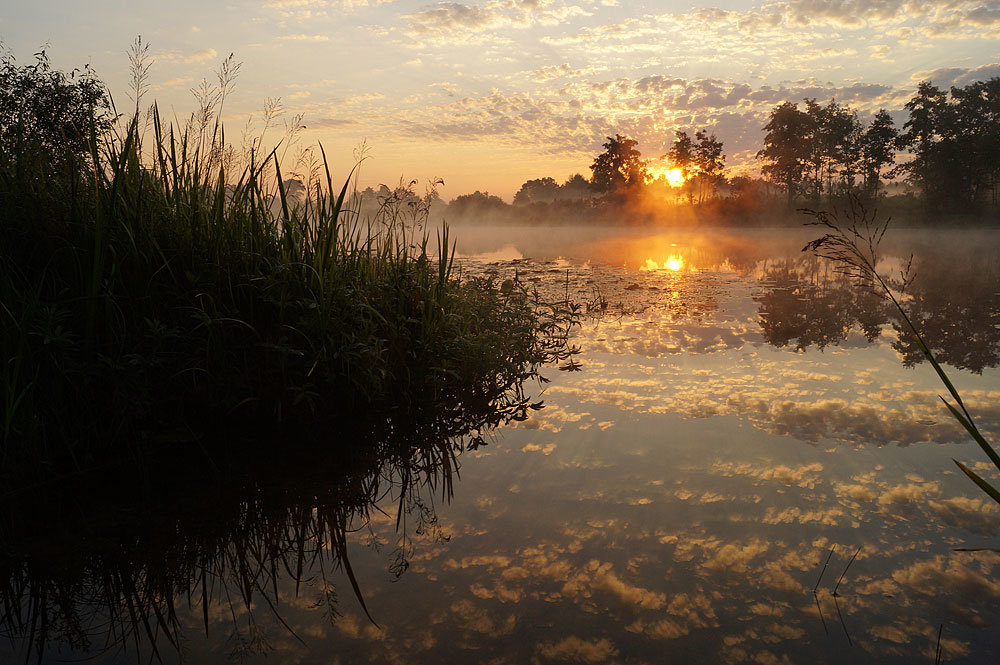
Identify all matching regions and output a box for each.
[4,0,999,199]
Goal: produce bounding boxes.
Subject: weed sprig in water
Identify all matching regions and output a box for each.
[803,197,1000,504]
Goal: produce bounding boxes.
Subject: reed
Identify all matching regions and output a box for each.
[803,198,1000,503]
[0,53,575,482]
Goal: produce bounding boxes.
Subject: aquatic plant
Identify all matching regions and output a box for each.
[803,198,1000,503]
[0,50,576,482]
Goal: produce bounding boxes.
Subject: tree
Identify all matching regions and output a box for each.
[559,174,592,200]
[859,109,897,197]
[693,130,725,202]
[803,99,861,200]
[757,102,814,206]
[897,81,953,209]
[0,49,112,171]
[447,190,509,217]
[590,134,646,194]
[512,177,559,205]
[666,131,696,203]
[897,79,1000,211]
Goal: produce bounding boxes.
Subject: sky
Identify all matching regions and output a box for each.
[2,0,999,199]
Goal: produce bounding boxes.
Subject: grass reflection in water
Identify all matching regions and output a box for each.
[0,398,546,664]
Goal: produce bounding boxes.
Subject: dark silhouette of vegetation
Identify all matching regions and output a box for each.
[860,109,898,198]
[897,79,1000,213]
[512,174,591,205]
[441,75,1000,225]
[589,134,646,194]
[0,50,112,171]
[0,50,575,484]
[803,200,1000,505]
[754,252,1000,373]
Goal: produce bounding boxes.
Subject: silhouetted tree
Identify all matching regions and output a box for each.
[0,49,111,171]
[797,99,864,200]
[590,134,646,193]
[859,109,897,197]
[512,177,559,205]
[559,173,592,200]
[666,130,696,203]
[897,81,954,209]
[758,102,814,206]
[447,190,509,217]
[693,130,726,203]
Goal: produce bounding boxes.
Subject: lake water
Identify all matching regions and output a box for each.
[5,225,1000,664]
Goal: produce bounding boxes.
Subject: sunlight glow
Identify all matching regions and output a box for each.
[642,255,685,271]
[647,166,686,188]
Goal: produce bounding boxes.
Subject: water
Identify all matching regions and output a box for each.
[4,225,1000,663]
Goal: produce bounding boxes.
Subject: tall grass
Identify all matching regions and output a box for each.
[0,55,575,482]
[803,199,1000,503]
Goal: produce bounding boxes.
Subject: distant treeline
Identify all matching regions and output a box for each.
[409,77,1000,225]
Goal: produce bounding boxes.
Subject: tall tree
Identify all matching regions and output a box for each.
[897,81,954,209]
[859,109,897,197]
[805,99,861,199]
[757,102,814,206]
[693,130,726,203]
[666,131,696,203]
[590,134,646,193]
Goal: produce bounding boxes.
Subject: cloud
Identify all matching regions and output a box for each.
[892,555,1000,627]
[157,48,219,64]
[378,74,902,169]
[278,33,330,41]
[403,0,592,44]
[536,636,618,663]
[912,61,1000,88]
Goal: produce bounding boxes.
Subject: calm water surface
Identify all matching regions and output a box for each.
[5,225,1000,664]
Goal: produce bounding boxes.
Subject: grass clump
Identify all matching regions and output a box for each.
[0,49,574,482]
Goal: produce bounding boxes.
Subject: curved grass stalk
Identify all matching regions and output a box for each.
[803,197,1000,503]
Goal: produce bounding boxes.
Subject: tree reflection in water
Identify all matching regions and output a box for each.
[754,252,1000,373]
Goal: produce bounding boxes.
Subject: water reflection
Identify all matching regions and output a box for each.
[0,405,523,663]
[755,254,1000,373]
[7,228,1000,664]
[756,258,886,351]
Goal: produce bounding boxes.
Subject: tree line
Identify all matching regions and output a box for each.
[500,76,1000,217]
[757,78,1000,212]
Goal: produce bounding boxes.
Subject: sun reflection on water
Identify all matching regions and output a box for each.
[642,255,685,272]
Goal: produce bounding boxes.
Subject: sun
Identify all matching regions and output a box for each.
[641,255,685,271]
[663,168,685,188]
[647,166,687,188]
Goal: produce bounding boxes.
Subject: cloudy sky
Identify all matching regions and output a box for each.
[3,0,999,198]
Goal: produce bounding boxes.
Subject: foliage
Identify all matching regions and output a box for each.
[0,403,510,662]
[0,49,112,168]
[757,101,814,205]
[0,55,574,482]
[896,79,1000,212]
[589,134,646,193]
[513,176,559,205]
[859,109,898,197]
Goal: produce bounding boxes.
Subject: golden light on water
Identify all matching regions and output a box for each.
[642,255,685,271]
